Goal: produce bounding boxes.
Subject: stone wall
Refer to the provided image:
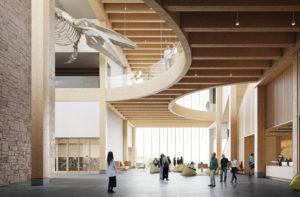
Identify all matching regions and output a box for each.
[0,0,31,185]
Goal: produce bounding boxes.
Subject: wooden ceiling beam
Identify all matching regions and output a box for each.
[109,13,164,23]
[134,44,171,50]
[155,90,191,95]
[190,32,295,48]
[168,84,218,90]
[192,48,281,60]
[128,60,158,64]
[112,23,170,31]
[105,3,154,13]
[190,60,271,70]
[102,0,143,3]
[178,77,259,84]
[130,38,179,44]
[126,55,162,60]
[185,70,263,78]
[124,49,163,55]
[120,108,170,112]
[143,95,175,99]
[163,0,300,12]
[113,99,169,103]
[117,30,176,38]
[181,12,300,32]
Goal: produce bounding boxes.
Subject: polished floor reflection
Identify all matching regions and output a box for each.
[0,170,299,197]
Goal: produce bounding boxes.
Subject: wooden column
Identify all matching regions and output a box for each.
[216,87,222,160]
[123,120,128,161]
[229,85,237,160]
[99,52,107,173]
[31,0,55,186]
[255,86,266,178]
[132,127,136,167]
[293,51,300,175]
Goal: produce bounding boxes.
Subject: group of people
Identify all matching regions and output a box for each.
[153,156,184,167]
[174,156,184,166]
[106,151,256,193]
[158,154,171,181]
[208,152,255,187]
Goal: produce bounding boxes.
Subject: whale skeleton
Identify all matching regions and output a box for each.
[54,7,136,68]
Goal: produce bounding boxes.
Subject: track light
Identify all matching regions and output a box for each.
[235,12,240,26]
[291,12,296,26]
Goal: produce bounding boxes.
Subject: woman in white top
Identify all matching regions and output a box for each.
[106,151,117,193]
[231,158,238,183]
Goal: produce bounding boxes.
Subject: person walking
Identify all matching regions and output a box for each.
[208,152,218,187]
[249,153,254,177]
[231,158,237,183]
[159,154,164,180]
[106,151,117,193]
[162,155,170,181]
[220,154,229,183]
[173,157,177,166]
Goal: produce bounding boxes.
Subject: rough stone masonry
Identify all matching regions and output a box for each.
[0,0,32,186]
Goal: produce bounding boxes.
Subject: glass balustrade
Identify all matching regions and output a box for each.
[175,88,216,112]
[107,43,183,88]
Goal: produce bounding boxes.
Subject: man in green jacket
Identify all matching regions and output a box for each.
[208,152,218,187]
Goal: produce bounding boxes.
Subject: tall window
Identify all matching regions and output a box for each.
[175,128,184,158]
[168,128,176,162]
[192,128,200,163]
[136,127,209,165]
[144,128,151,163]
[136,128,144,163]
[176,89,210,111]
[152,128,159,159]
[184,128,192,162]
[160,128,167,155]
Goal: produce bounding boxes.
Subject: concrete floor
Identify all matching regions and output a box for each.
[0,169,299,197]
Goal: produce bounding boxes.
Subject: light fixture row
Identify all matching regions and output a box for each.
[235,12,296,26]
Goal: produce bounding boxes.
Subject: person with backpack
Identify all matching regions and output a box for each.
[220,154,229,183]
[162,154,170,181]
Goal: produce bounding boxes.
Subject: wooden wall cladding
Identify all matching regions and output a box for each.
[266,66,293,129]
[238,83,256,138]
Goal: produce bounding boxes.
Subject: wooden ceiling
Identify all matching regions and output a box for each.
[102,0,178,72]
[104,0,300,125]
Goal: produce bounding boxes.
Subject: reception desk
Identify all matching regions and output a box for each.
[266,166,294,181]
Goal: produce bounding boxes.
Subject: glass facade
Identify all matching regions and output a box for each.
[136,128,210,165]
[176,89,210,111]
[56,138,99,173]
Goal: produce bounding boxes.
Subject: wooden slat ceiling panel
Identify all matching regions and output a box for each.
[102,0,297,123]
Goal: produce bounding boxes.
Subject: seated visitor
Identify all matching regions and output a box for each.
[152,158,159,167]
[278,153,285,166]
[189,161,196,171]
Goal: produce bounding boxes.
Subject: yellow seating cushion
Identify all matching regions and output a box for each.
[150,164,160,174]
[172,164,184,172]
[182,165,197,176]
[289,173,300,191]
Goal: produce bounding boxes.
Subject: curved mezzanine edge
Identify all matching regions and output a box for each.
[106,0,192,102]
[168,88,217,121]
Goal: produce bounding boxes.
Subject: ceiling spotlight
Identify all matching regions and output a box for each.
[291,12,296,26]
[235,12,240,26]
